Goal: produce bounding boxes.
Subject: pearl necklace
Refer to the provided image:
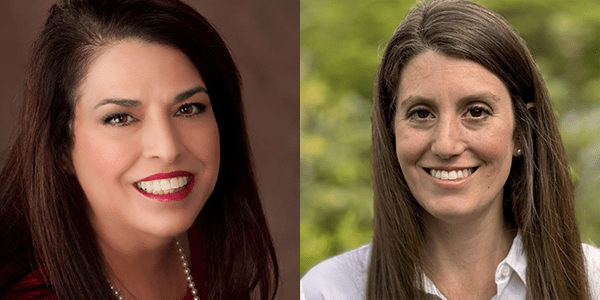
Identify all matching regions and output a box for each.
[108,239,199,300]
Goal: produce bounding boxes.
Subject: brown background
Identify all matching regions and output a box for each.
[0,0,299,299]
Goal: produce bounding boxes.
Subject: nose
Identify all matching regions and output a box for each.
[142,117,183,163]
[430,116,465,159]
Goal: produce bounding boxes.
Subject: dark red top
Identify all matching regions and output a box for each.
[7,229,204,299]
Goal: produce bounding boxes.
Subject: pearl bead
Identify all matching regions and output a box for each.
[107,238,197,299]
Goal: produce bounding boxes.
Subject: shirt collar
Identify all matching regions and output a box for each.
[500,231,527,286]
[422,231,527,298]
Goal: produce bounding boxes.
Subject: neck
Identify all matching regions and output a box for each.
[97,226,191,300]
[422,204,516,300]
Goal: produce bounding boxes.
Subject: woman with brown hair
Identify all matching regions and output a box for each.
[301,0,600,299]
[0,0,278,299]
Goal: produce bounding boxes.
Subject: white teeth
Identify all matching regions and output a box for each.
[429,168,475,180]
[135,176,191,195]
[440,171,449,180]
[170,178,179,189]
[160,179,170,191]
[448,170,457,180]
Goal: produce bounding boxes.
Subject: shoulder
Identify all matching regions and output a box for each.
[301,244,371,300]
[5,269,57,300]
[582,243,600,299]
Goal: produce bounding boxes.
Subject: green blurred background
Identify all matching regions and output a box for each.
[300,0,600,277]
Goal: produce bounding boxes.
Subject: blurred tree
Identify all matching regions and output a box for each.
[300,0,600,276]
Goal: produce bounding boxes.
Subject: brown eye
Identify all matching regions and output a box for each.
[465,106,491,119]
[113,116,126,123]
[407,107,434,122]
[178,104,194,115]
[470,107,482,117]
[175,103,206,117]
[104,113,135,127]
[417,110,430,119]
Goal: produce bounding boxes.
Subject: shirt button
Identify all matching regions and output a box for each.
[501,265,511,277]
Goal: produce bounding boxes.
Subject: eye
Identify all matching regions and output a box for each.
[464,105,491,119]
[175,103,206,117]
[104,113,135,127]
[407,107,435,122]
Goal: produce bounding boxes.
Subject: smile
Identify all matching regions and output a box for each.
[425,167,478,180]
[134,176,192,195]
[133,171,195,202]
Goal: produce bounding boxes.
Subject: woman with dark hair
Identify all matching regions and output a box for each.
[301,0,600,299]
[0,0,278,299]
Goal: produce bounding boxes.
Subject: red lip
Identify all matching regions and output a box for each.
[139,171,193,181]
[135,171,195,202]
[135,176,195,202]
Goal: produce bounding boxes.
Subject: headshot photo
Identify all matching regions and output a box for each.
[301,0,600,299]
[0,0,298,299]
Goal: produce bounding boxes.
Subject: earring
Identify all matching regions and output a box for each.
[517,149,522,156]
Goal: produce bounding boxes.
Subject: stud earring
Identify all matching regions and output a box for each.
[517,149,522,156]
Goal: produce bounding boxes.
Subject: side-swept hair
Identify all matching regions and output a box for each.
[369,0,590,299]
[0,0,278,299]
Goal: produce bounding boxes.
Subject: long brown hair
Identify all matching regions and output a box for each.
[0,0,278,299]
[369,0,590,299]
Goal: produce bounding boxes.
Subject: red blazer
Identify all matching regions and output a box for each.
[7,229,204,300]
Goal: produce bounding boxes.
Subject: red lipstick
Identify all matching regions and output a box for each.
[135,171,195,202]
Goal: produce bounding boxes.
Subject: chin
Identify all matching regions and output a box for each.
[137,213,197,239]
[422,202,484,225]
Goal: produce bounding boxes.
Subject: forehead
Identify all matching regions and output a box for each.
[76,40,203,107]
[397,51,510,106]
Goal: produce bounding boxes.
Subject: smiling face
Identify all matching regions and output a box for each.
[394,51,517,225]
[71,41,220,240]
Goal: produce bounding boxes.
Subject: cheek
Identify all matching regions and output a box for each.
[72,126,136,188]
[189,124,220,167]
[469,125,514,165]
[179,116,220,183]
[394,124,427,167]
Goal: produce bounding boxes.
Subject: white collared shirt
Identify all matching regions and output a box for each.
[300,232,600,300]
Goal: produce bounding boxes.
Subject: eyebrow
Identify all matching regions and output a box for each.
[94,85,208,109]
[399,92,501,111]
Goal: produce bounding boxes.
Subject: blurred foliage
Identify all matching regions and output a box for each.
[300,0,600,276]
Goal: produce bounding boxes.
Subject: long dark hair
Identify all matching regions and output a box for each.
[369,0,590,299]
[0,0,278,299]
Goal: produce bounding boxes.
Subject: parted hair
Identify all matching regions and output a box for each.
[369,0,590,299]
[0,0,278,299]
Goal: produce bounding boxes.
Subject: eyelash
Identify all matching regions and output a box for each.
[406,107,433,121]
[464,105,492,119]
[103,113,135,127]
[406,105,492,122]
[103,103,207,127]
